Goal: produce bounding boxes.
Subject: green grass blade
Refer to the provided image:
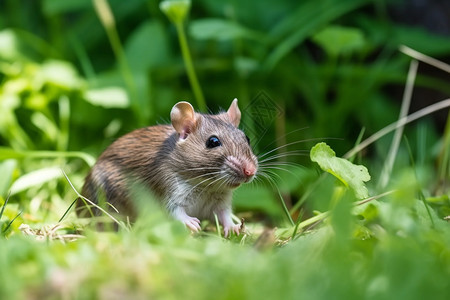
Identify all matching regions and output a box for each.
[0,191,11,221]
[348,127,365,163]
[214,212,221,238]
[61,170,128,231]
[291,209,304,240]
[275,187,295,226]
[403,136,435,227]
[379,59,418,189]
[58,198,77,223]
[3,211,22,234]
[0,147,96,167]
[93,0,139,122]
[175,21,206,111]
[344,98,450,159]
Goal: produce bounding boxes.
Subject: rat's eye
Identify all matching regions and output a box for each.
[206,135,221,148]
[245,135,250,145]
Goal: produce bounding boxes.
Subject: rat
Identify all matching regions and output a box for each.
[77,99,258,237]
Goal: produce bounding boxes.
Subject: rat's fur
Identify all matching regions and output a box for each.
[77,100,258,236]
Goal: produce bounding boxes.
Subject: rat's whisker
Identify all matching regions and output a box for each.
[257,139,319,159]
[197,174,229,198]
[256,127,310,152]
[259,162,304,169]
[259,171,279,193]
[215,176,231,193]
[184,172,223,197]
[257,137,339,160]
[252,176,265,187]
[259,166,302,181]
[258,151,309,163]
[261,171,295,226]
[184,176,220,192]
[182,166,222,172]
[256,170,272,180]
[185,171,223,183]
[257,169,283,183]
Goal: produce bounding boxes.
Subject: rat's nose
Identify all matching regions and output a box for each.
[243,164,256,177]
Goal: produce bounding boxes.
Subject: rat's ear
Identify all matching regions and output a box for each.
[171,101,197,140]
[227,98,241,127]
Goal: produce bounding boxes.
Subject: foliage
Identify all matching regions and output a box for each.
[0,0,449,299]
[311,142,371,199]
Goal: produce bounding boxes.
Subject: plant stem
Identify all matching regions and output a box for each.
[214,213,221,238]
[175,21,206,111]
[275,186,295,226]
[344,99,450,159]
[93,0,139,121]
[378,59,418,189]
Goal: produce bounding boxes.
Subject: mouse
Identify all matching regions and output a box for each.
[77,99,258,237]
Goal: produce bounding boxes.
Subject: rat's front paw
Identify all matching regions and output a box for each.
[182,216,201,232]
[223,223,241,238]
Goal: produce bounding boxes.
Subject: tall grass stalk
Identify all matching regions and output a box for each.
[400,45,450,73]
[160,0,206,111]
[62,170,128,231]
[174,19,206,111]
[70,35,97,84]
[275,186,295,226]
[348,127,365,163]
[213,213,221,238]
[93,0,138,117]
[344,99,450,159]
[399,46,450,186]
[379,59,418,189]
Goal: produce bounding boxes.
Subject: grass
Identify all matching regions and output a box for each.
[1,191,449,299]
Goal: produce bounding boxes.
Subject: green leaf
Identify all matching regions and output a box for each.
[264,0,371,70]
[84,87,129,108]
[0,30,19,61]
[39,60,84,89]
[310,142,371,199]
[10,167,62,195]
[312,25,366,57]
[125,21,171,72]
[42,0,91,15]
[189,19,264,41]
[358,17,450,56]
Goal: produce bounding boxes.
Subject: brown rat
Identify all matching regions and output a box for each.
[77,99,258,237]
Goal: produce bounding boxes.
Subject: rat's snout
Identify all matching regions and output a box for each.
[243,163,256,178]
[226,156,257,184]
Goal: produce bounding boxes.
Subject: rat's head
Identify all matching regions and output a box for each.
[170,99,258,190]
